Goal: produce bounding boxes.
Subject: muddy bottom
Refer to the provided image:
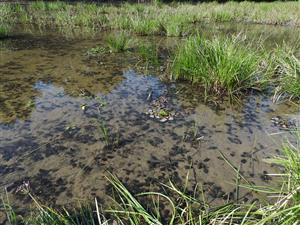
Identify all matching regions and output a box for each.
[0,27,299,213]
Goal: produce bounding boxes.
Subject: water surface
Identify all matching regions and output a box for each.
[0,24,299,211]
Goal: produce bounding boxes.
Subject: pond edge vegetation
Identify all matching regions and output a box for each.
[1,1,300,36]
[1,1,300,101]
[1,1,300,224]
[86,32,300,102]
[172,35,300,102]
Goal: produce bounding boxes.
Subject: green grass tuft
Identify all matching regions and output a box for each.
[131,18,161,36]
[272,49,300,102]
[0,25,8,38]
[172,35,265,99]
[137,43,159,65]
[30,1,66,11]
[106,32,130,53]
[161,14,191,37]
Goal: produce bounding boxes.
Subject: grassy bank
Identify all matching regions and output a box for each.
[1,1,300,37]
[2,133,300,224]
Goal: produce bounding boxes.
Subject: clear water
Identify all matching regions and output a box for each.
[0,24,299,210]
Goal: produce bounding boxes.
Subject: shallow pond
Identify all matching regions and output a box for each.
[0,24,299,212]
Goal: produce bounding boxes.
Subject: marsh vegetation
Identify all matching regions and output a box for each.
[106,32,131,53]
[1,1,300,225]
[172,35,264,99]
[1,1,300,35]
[0,26,8,38]
[0,1,299,100]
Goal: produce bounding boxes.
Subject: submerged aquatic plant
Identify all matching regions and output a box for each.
[172,35,264,99]
[106,32,130,53]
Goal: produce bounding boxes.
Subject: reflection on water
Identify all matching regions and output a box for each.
[0,36,127,123]
[0,25,299,211]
